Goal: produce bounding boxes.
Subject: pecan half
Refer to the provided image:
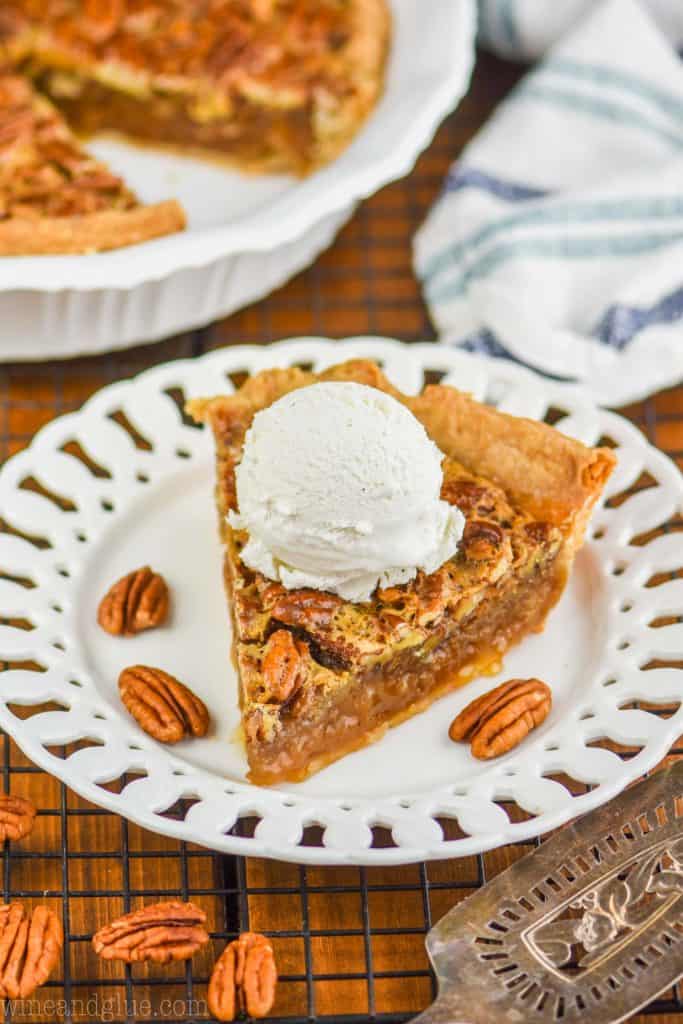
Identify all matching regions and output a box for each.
[376,586,406,604]
[441,479,496,516]
[271,589,341,629]
[414,568,449,628]
[0,795,36,843]
[461,520,505,562]
[262,630,308,703]
[119,666,210,743]
[97,566,169,636]
[449,679,552,759]
[0,903,63,999]
[208,932,277,1021]
[92,901,208,965]
[83,0,124,42]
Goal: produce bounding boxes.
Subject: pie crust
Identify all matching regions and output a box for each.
[189,360,616,785]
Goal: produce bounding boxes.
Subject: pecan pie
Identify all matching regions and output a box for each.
[189,360,616,785]
[2,0,390,176]
[0,70,185,254]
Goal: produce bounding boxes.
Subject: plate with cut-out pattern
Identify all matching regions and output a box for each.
[0,338,682,864]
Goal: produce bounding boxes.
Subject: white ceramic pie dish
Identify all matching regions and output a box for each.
[0,0,476,360]
[0,337,681,865]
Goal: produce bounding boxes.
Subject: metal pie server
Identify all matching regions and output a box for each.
[416,762,683,1024]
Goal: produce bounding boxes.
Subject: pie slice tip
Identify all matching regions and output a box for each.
[0,69,185,256]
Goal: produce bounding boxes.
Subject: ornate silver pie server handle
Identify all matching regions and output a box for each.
[414,761,683,1024]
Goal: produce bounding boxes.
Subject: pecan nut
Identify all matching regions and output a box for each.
[208,932,277,1021]
[262,630,308,703]
[414,568,449,628]
[92,901,208,965]
[98,566,169,636]
[441,479,496,516]
[461,519,505,562]
[449,678,552,759]
[83,0,124,42]
[119,666,210,743]
[0,903,63,999]
[271,589,341,629]
[0,795,36,843]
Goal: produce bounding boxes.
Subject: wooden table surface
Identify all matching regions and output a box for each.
[0,51,681,1024]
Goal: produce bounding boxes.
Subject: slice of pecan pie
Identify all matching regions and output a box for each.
[2,0,390,176]
[0,70,185,255]
[189,360,616,785]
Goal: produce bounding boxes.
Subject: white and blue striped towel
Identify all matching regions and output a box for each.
[414,0,683,406]
[478,0,683,61]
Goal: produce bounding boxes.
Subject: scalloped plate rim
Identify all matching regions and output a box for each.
[0,336,681,864]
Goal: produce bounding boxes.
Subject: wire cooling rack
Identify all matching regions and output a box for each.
[0,51,682,1024]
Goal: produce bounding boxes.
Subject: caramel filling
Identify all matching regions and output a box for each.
[245,561,565,785]
[30,69,316,174]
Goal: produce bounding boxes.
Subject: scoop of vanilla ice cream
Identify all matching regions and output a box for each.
[228,381,465,603]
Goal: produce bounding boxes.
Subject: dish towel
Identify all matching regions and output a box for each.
[477,0,683,60]
[414,0,683,406]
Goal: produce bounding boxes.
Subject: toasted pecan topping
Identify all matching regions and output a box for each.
[0,71,137,222]
[271,589,341,629]
[8,0,375,106]
[375,586,405,604]
[414,568,450,628]
[82,0,125,42]
[449,678,552,759]
[461,519,505,562]
[377,608,409,632]
[0,10,26,46]
[441,479,496,516]
[230,467,561,725]
[0,75,33,109]
[261,629,308,703]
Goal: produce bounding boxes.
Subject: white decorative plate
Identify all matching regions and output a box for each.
[0,0,476,361]
[1,338,682,865]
